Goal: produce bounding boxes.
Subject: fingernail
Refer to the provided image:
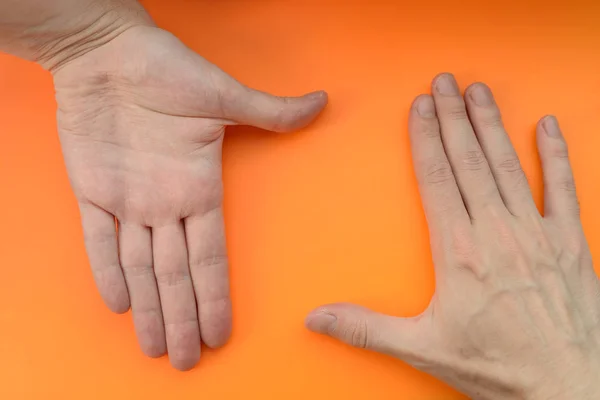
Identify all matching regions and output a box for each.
[435,74,459,96]
[305,313,337,334]
[416,96,436,118]
[469,84,494,106]
[543,116,561,138]
[305,90,326,100]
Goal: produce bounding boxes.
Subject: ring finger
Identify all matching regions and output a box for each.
[119,222,166,358]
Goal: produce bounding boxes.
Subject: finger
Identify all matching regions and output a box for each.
[537,116,580,220]
[118,222,166,358]
[432,73,504,218]
[185,206,232,349]
[153,222,201,371]
[222,83,328,132]
[79,202,129,313]
[305,303,432,365]
[464,83,536,217]
[409,94,469,232]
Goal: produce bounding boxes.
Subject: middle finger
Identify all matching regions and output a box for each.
[153,222,201,371]
[432,73,505,219]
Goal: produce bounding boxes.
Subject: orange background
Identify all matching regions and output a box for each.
[1,1,599,398]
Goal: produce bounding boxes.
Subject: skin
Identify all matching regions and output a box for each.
[0,0,152,65]
[1,1,328,370]
[1,0,599,397]
[306,74,600,399]
[54,26,327,371]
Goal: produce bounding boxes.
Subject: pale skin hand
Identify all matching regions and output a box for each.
[54,28,327,370]
[306,74,600,399]
[1,0,327,371]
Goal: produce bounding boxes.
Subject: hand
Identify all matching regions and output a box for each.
[306,74,600,399]
[54,25,327,370]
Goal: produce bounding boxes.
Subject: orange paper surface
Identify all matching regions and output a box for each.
[1,1,599,398]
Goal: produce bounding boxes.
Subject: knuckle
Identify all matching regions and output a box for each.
[270,97,296,132]
[445,107,469,121]
[453,260,490,282]
[418,123,441,139]
[567,200,581,217]
[424,161,454,185]
[189,254,228,271]
[122,264,154,279]
[550,142,570,159]
[495,157,522,174]
[495,157,530,191]
[479,114,504,130]
[155,270,191,287]
[343,319,370,349]
[510,170,529,192]
[447,226,491,280]
[557,178,577,193]
[448,226,477,259]
[462,150,487,171]
[540,240,587,273]
[534,261,564,285]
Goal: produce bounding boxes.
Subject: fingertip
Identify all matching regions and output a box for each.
[465,82,495,107]
[464,81,488,93]
[301,90,329,115]
[198,297,233,348]
[79,203,130,315]
[201,319,232,349]
[538,115,562,138]
[203,332,231,349]
[142,342,167,359]
[306,303,390,351]
[432,72,454,85]
[108,298,130,315]
[431,72,457,95]
[135,313,167,358]
[303,90,329,103]
[99,276,130,314]
[537,114,551,129]
[305,303,356,333]
[278,90,329,133]
[536,113,578,220]
[171,355,199,372]
[168,330,201,371]
[411,94,436,118]
[305,311,338,334]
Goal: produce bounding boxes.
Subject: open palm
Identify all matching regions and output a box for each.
[53,26,327,370]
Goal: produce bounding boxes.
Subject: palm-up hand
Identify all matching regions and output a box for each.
[53,26,327,370]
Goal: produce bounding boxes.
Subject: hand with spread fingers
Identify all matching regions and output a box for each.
[306,73,600,399]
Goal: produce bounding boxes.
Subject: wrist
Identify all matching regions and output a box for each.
[1,0,154,72]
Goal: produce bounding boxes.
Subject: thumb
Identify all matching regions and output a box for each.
[305,303,431,362]
[222,83,328,133]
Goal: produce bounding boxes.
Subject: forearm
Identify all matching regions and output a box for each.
[0,0,153,71]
